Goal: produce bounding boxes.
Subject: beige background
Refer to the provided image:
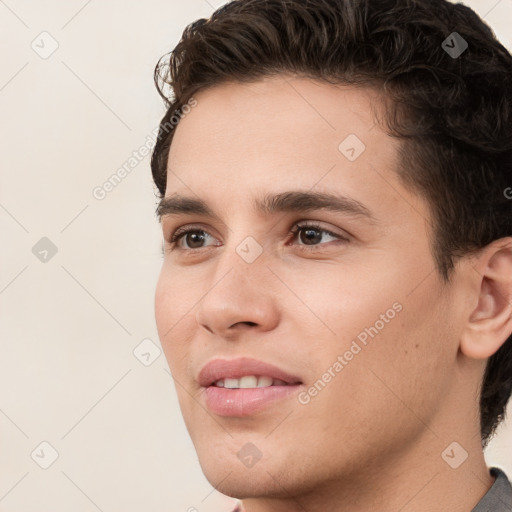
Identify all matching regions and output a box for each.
[0,1,510,510]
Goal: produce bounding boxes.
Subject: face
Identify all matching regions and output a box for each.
[154,75,465,499]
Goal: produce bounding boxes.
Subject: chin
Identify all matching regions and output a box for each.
[194,436,318,501]
[190,436,276,495]
[199,460,295,500]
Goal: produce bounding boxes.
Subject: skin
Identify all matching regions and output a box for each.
[154,74,512,512]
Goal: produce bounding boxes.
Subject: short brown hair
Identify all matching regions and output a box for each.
[150,0,512,447]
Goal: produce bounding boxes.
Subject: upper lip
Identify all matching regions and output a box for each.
[198,357,302,387]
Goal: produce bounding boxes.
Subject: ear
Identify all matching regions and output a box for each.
[460,237,512,360]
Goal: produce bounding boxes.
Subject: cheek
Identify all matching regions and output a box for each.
[295,295,452,462]
[294,258,453,410]
[281,258,405,348]
[154,267,193,369]
[154,271,171,340]
[353,283,455,423]
[154,263,200,331]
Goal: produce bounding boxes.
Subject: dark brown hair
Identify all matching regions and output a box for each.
[151,0,512,447]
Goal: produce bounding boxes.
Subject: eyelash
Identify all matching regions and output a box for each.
[165,221,349,254]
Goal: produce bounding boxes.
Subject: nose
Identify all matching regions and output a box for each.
[194,248,280,340]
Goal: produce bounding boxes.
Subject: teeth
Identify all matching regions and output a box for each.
[257,376,273,388]
[213,375,286,389]
[224,378,239,389]
[240,376,258,388]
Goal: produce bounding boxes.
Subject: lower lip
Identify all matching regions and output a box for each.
[204,385,301,416]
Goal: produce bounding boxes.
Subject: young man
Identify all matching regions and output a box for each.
[151,0,512,510]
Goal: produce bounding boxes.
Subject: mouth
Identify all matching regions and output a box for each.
[213,376,293,388]
[198,357,303,416]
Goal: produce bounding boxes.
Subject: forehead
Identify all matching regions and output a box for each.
[168,75,386,173]
[165,75,428,225]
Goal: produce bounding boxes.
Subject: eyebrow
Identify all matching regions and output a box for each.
[156,190,376,224]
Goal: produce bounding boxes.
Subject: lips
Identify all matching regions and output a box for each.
[198,357,303,417]
[198,357,302,388]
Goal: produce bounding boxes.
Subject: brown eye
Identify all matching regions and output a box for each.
[170,228,215,249]
[290,222,348,248]
[298,227,324,245]
[181,231,207,249]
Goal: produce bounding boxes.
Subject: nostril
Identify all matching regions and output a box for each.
[230,321,258,328]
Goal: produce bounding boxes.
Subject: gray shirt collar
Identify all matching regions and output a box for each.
[472,467,512,511]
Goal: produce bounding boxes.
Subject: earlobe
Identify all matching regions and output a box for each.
[460,238,512,360]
